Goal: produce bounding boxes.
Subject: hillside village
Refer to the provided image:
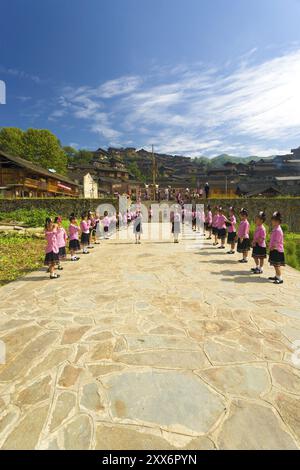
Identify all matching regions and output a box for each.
[68,146,300,198]
[1,143,300,199]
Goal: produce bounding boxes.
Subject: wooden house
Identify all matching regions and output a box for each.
[0,150,80,198]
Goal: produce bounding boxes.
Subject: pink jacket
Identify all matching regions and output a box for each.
[238,220,250,239]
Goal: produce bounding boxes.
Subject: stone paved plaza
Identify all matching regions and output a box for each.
[0,223,300,450]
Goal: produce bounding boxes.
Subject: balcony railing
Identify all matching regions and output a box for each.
[24,178,47,190]
[23,178,78,196]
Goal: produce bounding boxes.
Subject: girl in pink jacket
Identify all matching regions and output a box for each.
[237,208,250,263]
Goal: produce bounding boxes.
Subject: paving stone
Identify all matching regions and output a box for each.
[204,340,257,364]
[15,375,52,406]
[95,424,175,450]
[85,331,114,342]
[0,331,59,382]
[58,365,83,388]
[1,404,49,450]
[61,326,90,345]
[63,414,92,450]
[276,308,300,321]
[271,364,300,394]
[217,400,298,450]
[124,335,201,352]
[90,339,115,360]
[95,422,215,450]
[49,391,76,431]
[0,408,19,439]
[0,325,42,361]
[104,370,225,434]
[199,364,270,398]
[88,363,125,377]
[28,348,71,377]
[114,350,209,369]
[148,325,186,336]
[80,383,104,412]
[271,391,300,441]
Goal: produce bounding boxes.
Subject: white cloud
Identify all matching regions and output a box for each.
[97,76,141,98]
[50,47,300,156]
[0,65,41,84]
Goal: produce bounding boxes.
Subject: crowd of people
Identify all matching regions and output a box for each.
[205,205,285,284]
[43,205,285,285]
[43,209,145,279]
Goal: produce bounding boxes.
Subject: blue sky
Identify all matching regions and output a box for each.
[1,0,300,157]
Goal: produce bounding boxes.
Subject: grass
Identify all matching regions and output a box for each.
[0,208,53,227]
[0,234,45,286]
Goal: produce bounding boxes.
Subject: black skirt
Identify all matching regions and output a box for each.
[252,244,267,259]
[44,251,59,266]
[58,246,67,259]
[212,227,218,235]
[134,222,142,234]
[218,228,227,239]
[172,221,181,234]
[205,223,212,230]
[237,238,251,253]
[269,250,285,267]
[69,239,80,251]
[81,232,90,244]
[227,231,236,243]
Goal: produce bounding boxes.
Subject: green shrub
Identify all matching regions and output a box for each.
[285,239,300,270]
[0,208,54,227]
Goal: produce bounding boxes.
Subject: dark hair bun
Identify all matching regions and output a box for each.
[272,211,282,222]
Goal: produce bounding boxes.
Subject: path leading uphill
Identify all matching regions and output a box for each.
[0,223,300,450]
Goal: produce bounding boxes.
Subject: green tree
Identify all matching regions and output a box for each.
[0,127,68,174]
[127,161,145,182]
[22,129,67,174]
[76,149,94,164]
[63,146,79,165]
[0,127,24,156]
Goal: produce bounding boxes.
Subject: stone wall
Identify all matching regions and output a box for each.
[205,198,300,232]
[0,197,300,232]
[0,198,118,216]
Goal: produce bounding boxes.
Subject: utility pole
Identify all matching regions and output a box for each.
[152,144,156,201]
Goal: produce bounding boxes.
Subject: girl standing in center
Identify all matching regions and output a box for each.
[44,218,60,279]
[212,206,220,246]
[69,215,81,261]
[237,208,250,263]
[251,211,267,274]
[206,205,213,240]
[80,212,90,254]
[268,211,285,285]
[217,207,227,249]
[133,210,143,244]
[171,208,181,243]
[227,207,237,254]
[54,216,67,270]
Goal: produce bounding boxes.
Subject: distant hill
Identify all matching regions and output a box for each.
[90,147,275,185]
[193,154,263,169]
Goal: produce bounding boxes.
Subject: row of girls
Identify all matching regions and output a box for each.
[44,210,111,279]
[44,209,145,279]
[205,206,285,285]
